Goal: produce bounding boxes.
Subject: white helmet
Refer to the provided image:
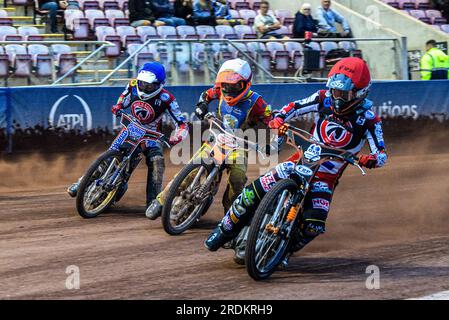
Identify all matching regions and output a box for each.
[215,58,252,106]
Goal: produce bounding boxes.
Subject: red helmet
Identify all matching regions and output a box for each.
[326,57,371,116]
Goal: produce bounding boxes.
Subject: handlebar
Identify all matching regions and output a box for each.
[276,123,366,176]
[115,109,170,148]
[203,112,269,159]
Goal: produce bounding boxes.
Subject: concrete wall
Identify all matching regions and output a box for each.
[270,0,407,80]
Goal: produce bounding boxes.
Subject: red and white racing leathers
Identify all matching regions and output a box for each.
[218,89,388,248]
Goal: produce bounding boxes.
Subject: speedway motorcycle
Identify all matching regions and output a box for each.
[160,113,266,235]
[76,111,170,218]
[245,124,366,280]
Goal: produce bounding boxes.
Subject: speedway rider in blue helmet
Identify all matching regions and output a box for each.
[67,62,189,209]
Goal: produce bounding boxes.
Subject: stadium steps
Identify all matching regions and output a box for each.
[13,23,45,28]
[77,69,128,74]
[9,16,33,21]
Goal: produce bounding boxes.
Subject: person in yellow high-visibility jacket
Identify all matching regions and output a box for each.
[420,40,449,80]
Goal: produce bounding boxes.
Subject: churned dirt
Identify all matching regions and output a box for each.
[0,120,448,300]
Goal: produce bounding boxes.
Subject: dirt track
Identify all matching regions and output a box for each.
[1,129,449,300]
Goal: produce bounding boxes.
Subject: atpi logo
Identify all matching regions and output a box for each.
[49,95,92,130]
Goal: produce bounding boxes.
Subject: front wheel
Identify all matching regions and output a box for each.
[161,162,214,235]
[76,150,124,218]
[245,179,299,280]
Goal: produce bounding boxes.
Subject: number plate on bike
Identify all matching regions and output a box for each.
[217,133,239,148]
[295,165,313,177]
[127,123,145,141]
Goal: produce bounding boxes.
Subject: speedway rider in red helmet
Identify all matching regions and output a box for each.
[205,57,388,263]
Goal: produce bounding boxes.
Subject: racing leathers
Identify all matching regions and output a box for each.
[208,89,387,251]
[112,79,189,206]
[155,85,272,213]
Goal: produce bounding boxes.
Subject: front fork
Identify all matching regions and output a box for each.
[276,180,309,241]
[194,166,220,203]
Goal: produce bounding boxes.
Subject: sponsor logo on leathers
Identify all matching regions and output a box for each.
[131,101,155,124]
[319,120,352,148]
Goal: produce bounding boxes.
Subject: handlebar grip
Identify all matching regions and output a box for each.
[204,112,214,120]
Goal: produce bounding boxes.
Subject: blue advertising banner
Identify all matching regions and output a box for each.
[1,80,448,134]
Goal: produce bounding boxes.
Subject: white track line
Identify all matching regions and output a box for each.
[409,291,449,300]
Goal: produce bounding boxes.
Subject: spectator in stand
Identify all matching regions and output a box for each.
[129,0,165,27]
[193,0,217,25]
[38,0,61,33]
[293,3,318,38]
[151,0,186,26]
[254,1,289,39]
[175,0,194,25]
[214,0,245,25]
[431,0,449,22]
[420,39,449,80]
[316,0,352,38]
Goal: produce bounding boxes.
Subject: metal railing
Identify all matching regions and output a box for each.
[0,40,114,86]
[1,36,408,87]
[48,37,407,86]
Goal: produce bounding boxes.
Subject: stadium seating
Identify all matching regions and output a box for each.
[0,0,368,83]
[384,0,449,29]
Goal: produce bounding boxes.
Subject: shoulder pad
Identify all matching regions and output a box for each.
[160,91,171,102]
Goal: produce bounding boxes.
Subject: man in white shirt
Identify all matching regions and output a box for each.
[254,0,289,39]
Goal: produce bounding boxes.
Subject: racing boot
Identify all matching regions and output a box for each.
[204,224,235,252]
[279,232,313,269]
[233,226,249,265]
[145,198,163,220]
[66,177,82,198]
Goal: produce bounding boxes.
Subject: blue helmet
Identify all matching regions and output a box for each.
[136,62,166,100]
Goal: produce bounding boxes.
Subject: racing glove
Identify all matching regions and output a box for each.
[111,104,122,116]
[358,154,378,169]
[195,102,209,120]
[268,116,285,129]
[169,123,189,146]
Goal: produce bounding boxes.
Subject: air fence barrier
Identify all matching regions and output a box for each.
[1,80,448,152]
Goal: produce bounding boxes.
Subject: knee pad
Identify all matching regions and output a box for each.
[228,171,247,195]
[222,193,250,233]
[301,209,327,238]
[147,156,165,191]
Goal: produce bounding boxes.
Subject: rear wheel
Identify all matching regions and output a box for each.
[76,150,124,219]
[245,179,299,280]
[161,162,214,235]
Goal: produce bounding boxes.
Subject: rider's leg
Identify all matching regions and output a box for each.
[291,178,335,252]
[222,163,248,214]
[205,161,296,251]
[144,143,165,208]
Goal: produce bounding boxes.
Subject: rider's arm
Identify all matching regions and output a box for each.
[277,90,324,122]
[196,86,221,119]
[198,86,221,104]
[361,116,388,168]
[112,82,133,115]
[164,93,189,145]
[249,96,273,126]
